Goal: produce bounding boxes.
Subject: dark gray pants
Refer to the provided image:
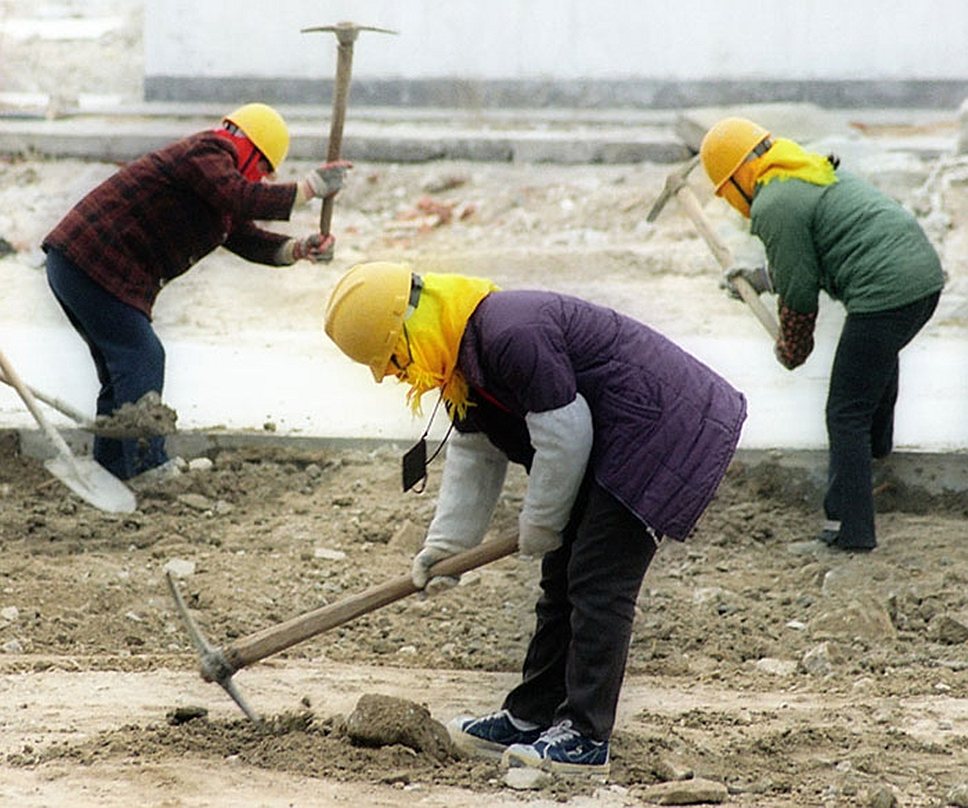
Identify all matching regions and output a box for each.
[824,291,940,548]
[503,479,657,741]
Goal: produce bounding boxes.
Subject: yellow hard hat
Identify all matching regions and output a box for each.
[223,103,290,170]
[700,117,771,217]
[324,262,413,383]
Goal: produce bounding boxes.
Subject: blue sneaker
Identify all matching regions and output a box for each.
[502,720,610,780]
[446,710,544,760]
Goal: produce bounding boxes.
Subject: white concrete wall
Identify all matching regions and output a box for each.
[145,0,968,82]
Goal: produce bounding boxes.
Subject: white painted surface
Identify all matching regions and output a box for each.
[2,314,964,453]
[144,0,968,82]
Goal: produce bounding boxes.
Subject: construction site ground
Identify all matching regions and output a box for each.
[1,2,968,807]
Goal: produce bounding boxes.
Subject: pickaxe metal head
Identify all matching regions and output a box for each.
[646,154,701,223]
[165,571,261,724]
[301,21,398,45]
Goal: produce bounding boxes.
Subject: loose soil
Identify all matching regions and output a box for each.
[2,3,968,806]
[1,435,967,807]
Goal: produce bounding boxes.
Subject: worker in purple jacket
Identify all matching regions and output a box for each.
[324,261,747,780]
[42,102,351,482]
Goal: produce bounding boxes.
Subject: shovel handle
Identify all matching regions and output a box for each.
[224,532,519,672]
[0,348,78,462]
[0,370,94,428]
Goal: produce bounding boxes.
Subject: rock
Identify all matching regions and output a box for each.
[1,639,24,654]
[865,785,897,808]
[163,558,196,578]
[928,614,968,645]
[313,547,347,561]
[801,641,845,676]
[177,493,213,511]
[505,766,553,790]
[344,693,455,762]
[948,783,968,807]
[809,599,896,642]
[638,777,729,805]
[755,657,798,676]
[188,457,214,472]
[166,705,208,725]
[655,757,695,781]
[1,606,19,622]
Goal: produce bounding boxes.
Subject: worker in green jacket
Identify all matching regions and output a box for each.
[700,117,945,552]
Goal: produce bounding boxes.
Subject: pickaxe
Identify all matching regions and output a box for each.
[166,532,518,722]
[647,156,779,340]
[301,21,398,239]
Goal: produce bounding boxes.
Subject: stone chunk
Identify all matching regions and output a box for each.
[638,777,729,805]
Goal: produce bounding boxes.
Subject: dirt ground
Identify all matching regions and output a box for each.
[1,435,967,808]
[3,2,968,807]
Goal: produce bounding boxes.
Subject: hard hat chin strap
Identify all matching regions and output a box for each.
[730,137,774,207]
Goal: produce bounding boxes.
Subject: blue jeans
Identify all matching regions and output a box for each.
[45,248,168,480]
[824,291,940,548]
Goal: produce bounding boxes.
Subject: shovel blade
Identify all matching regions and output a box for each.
[44,455,137,514]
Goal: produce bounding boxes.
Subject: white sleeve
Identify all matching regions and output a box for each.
[522,393,593,532]
[424,430,508,555]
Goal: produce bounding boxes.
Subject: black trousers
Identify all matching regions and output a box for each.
[824,291,940,548]
[503,479,657,741]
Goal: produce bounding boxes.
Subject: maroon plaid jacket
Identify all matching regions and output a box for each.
[42,131,297,317]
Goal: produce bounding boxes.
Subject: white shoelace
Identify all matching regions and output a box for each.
[539,720,580,746]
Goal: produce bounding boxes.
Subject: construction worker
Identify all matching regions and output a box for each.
[324,262,747,779]
[700,117,945,552]
[42,102,351,482]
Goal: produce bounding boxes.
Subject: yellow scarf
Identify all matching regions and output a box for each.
[752,137,838,189]
[393,272,499,418]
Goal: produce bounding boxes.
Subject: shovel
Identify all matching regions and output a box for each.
[0,372,176,439]
[0,346,136,514]
[0,369,95,430]
[167,532,519,722]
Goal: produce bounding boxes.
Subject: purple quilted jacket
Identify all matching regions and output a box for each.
[454,290,747,540]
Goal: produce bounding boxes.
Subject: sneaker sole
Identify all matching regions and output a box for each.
[502,747,610,782]
[447,725,509,761]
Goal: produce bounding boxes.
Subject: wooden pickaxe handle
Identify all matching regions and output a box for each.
[318,37,354,236]
[672,185,780,340]
[222,532,519,673]
[303,22,398,237]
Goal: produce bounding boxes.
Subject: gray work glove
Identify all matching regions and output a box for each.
[411,545,460,595]
[721,266,773,300]
[303,160,353,199]
[292,233,335,263]
[276,233,335,265]
[518,517,562,558]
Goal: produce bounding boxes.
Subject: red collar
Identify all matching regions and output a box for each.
[212,128,267,182]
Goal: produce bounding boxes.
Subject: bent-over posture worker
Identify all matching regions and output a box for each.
[323,261,747,779]
[42,103,351,481]
[700,117,944,552]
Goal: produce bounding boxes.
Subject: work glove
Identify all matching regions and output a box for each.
[721,266,773,300]
[303,160,353,199]
[411,545,460,595]
[518,517,562,559]
[292,232,335,263]
[277,233,335,264]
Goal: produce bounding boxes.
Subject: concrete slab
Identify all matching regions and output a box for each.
[0,102,963,497]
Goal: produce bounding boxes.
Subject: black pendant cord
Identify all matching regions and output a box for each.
[401,393,455,493]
